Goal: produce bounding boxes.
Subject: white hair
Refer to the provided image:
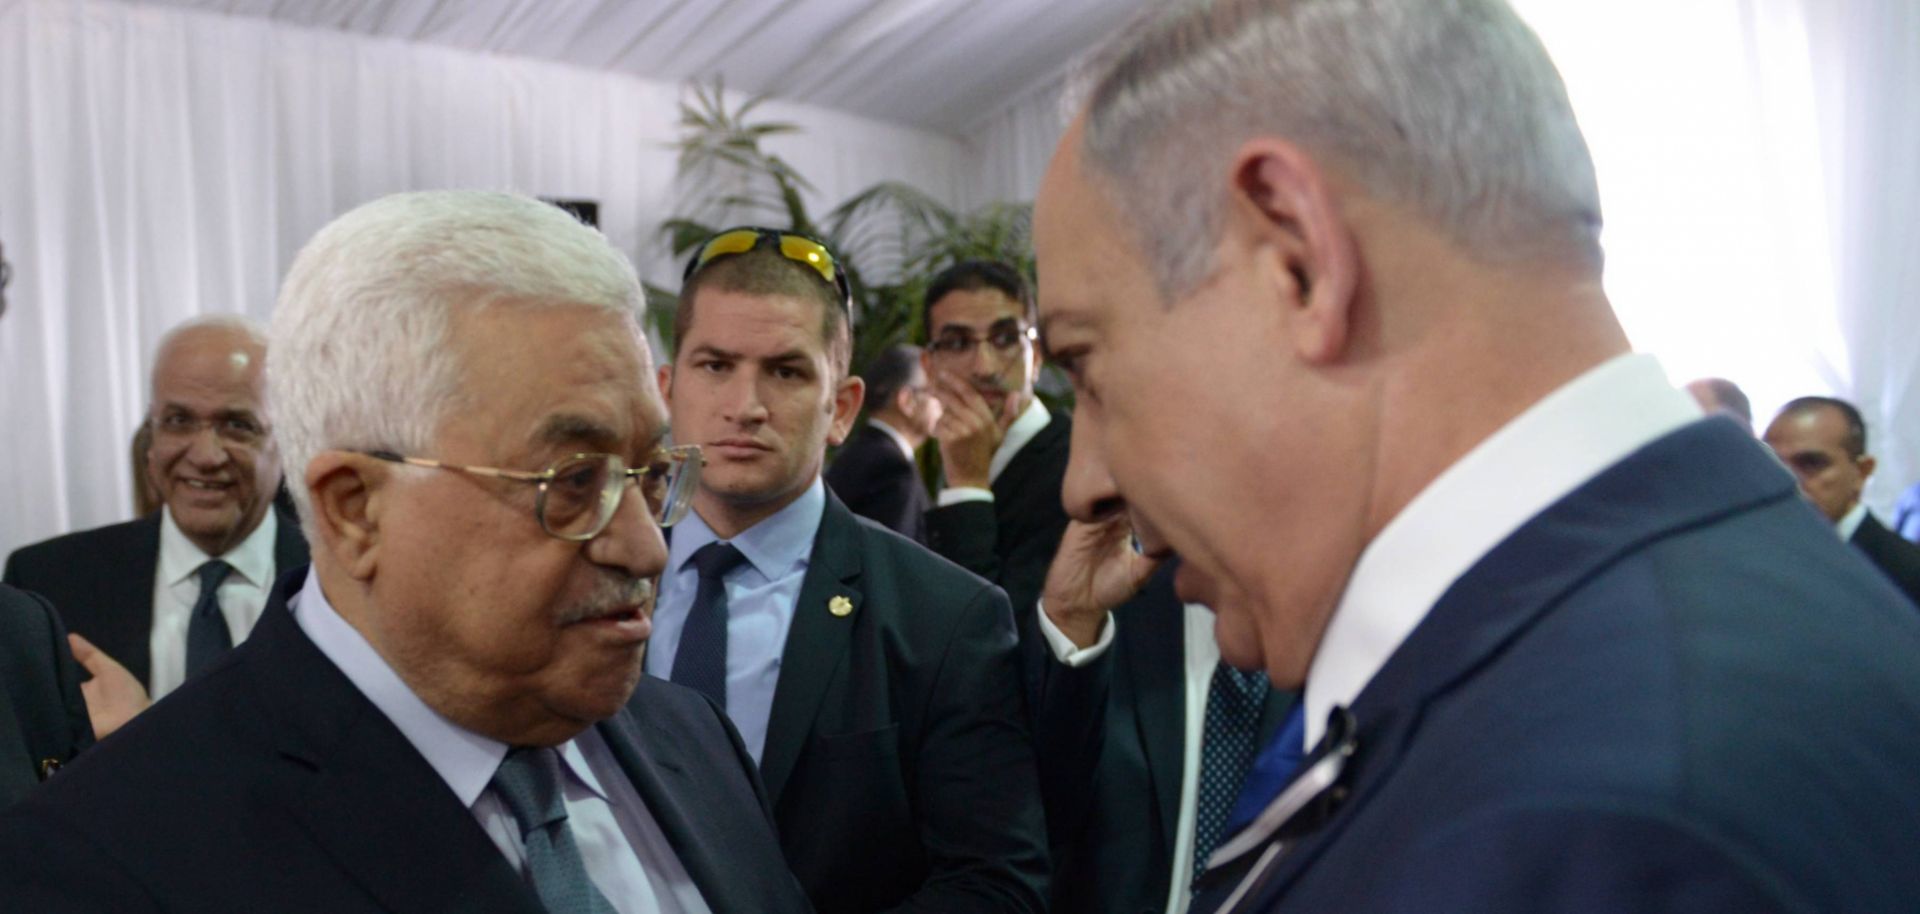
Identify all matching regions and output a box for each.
[268,190,643,538]
[1074,0,1602,296]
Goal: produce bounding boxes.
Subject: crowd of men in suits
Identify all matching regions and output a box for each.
[4,0,1920,911]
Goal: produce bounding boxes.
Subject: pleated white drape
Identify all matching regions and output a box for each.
[0,0,966,553]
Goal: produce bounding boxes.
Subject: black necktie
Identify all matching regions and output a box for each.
[671,542,747,710]
[1192,661,1270,884]
[184,559,235,679]
[490,747,618,914]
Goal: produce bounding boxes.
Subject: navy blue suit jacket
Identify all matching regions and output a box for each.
[0,568,810,913]
[1202,420,1920,912]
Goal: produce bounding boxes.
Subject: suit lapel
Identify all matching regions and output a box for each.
[249,570,542,913]
[115,515,164,688]
[1248,420,1800,904]
[272,507,310,576]
[597,708,744,911]
[1123,576,1187,856]
[758,493,864,806]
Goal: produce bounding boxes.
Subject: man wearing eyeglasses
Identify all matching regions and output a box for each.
[648,229,1048,913]
[5,316,309,733]
[0,191,810,912]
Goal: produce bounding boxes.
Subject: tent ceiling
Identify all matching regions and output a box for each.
[115,0,1152,133]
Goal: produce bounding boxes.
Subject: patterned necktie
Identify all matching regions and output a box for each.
[1192,661,1271,885]
[490,747,618,914]
[670,542,747,710]
[184,559,235,679]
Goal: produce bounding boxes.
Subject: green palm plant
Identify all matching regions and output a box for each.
[648,79,1042,387]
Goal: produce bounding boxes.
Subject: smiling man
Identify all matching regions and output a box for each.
[647,228,1048,913]
[5,316,308,706]
[0,192,809,912]
[1035,0,1920,911]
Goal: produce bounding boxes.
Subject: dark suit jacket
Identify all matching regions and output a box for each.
[926,410,1072,618]
[658,491,1049,914]
[0,568,811,913]
[826,423,931,544]
[1196,420,1920,913]
[1849,512,1920,609]
[1041,568,1293,914]
[0,585,94,811]
[3,508,310,689]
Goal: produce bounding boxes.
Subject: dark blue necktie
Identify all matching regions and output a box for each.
[490,747,618,914]
[184,559,234,679]
[1192,662,1270,884]
[670,542,746,710]
[1224,699,1308,837]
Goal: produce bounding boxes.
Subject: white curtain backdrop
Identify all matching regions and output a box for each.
[963,0,1920,516]
[0,0,966,555]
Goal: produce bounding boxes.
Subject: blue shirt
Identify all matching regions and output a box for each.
[648,479,825,763]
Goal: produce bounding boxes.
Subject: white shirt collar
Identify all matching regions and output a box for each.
[1836,501,1869,541]
[1303,354,1700,746]
[158,505,279,589]
[867,419,917,464]
[289,571,610,807]
[990,398,1052,483]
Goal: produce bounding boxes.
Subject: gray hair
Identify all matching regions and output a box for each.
[1074,0,1602,297]
[268,190,643,537]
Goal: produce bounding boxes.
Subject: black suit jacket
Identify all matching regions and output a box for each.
[1849,511,1920,609]
[1040,568,1293,914]
[3,509,310,689]
[653,492,1049,914]
[1196,421,1920,912]
[0,568,811,913]
[926,410,1072,618]
[0,585,94,811]
[825,423,931,544]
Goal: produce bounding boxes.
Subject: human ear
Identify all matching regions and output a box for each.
[305,452,387,581]
[1227,139,1360,365]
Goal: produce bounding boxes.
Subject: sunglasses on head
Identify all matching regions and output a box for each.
[683,227,854,315]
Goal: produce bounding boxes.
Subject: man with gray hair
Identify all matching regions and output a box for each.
[0,191,810,912]
[1035,0,1920,910]
[6,315,309,731]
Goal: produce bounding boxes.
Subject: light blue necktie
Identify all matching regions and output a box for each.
[490,747,618,914]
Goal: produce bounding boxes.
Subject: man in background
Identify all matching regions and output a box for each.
[5,316,308,715]
[1035,0,1920,910]
[0,190,809,911]
[1765,395,1920,607]
[825,343,939,543]
[649,228,1048,913]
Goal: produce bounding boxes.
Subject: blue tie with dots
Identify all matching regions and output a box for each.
[490,747,618,914]
[670,542,747,710]
[1192,661,1270,886]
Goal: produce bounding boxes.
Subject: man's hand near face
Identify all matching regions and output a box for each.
[930,371,1006,489]
[67,633,151,739]
[1041,515,1162,650]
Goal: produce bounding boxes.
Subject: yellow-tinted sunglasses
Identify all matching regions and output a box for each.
[683,227,853,313]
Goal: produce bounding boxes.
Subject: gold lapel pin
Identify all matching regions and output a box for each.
[829,595,854,617]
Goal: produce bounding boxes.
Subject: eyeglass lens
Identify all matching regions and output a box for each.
[536,452,697,539]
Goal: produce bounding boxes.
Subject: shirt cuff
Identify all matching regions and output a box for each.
[937,487,994,507]
[1036,598,1116,667]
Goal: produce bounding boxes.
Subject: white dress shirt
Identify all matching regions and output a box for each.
[1304,353,1699,746]
[1837,501,1869,541]
[149,506,278,698]
[291,573,711,914]
[937,398,1052,506]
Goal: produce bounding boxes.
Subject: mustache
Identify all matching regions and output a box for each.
[557,574,655,625]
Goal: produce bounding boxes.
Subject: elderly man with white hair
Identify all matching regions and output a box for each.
[0,190,811,913]
[6,314,310,734]
[1034,0,1920,911]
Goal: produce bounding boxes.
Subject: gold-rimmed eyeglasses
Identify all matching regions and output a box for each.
[364,445,703,541]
